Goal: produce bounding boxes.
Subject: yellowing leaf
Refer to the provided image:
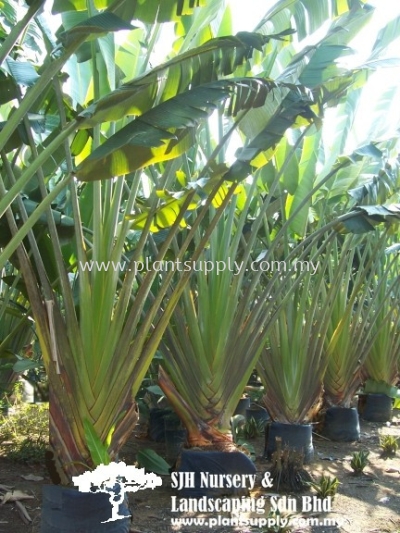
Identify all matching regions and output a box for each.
[250,147,276,169]
[211,184,229,208]
[77,130,196,181]
[176,170,187,186]
[234,183,247,210]
[75,136,93,166]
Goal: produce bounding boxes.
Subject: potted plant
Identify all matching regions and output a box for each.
[322,233,391,440]
[360,246,400,422]
[0,0,331,527]
[0,0,399,527]
[155,0,391,454]
[257,239,338,463]
[157,192,279,452]
[245,402,270,425]
[157,175,342,484]
[259,214,400,458]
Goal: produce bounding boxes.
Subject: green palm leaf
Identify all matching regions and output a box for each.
[256,0,370,39]
[53,0,207,22]
[78,31,294,128]
[76,78,316,181]
[58,13,137,46]
[277,3,373,87]
[369,15,400,60]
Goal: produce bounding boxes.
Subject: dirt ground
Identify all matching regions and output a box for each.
[1,412,400,533]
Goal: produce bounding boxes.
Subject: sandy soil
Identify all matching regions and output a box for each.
[1,412,399,533]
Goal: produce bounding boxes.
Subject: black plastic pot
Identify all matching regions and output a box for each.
[247,372,260,386]
[41,485,131,533]
[264,422,314,463]
[324,407,360,441]
[149,408,171,442]
[245,405,270,424]
[359,393,393,422]
[165,428,187,460]
[176,449,256,498]
[234,396,251,417]
[164,413,186,460]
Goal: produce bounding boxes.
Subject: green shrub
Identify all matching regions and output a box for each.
[380,435,398,456]
[307,475,340,499]
[262,509,293,532]
[350,450,369,474]
[237,417,266,439]
[0,401,49,463]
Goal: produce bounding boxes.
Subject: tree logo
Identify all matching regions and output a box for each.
[72,462,162,522]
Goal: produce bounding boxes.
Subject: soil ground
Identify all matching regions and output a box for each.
[1,411,400,533]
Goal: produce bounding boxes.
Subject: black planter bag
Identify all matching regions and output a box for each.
[245,406,270,424]
[165,428,187,460]
[360,393,393,422]
[176,449,256,497]
[324,407,360,441]
[41,485,131,533]
[234,396,251,416]
[264,422,314,463]
[149,408,171,442]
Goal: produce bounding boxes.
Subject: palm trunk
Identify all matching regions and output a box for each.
[158,366,233,449]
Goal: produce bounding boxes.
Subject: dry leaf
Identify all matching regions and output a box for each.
[0,484,13,491]
[20,474,44,482]
[15,500,32,524]
[1,490,34,504]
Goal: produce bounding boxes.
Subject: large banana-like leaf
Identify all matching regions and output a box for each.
[58,12,137,47]
[339,204,400,233]
[126,172,233,232]
[256,0,369,39]
[369,15,400,61]
[76,78,315,181]
[296,3,373,87]
[233,1,377,198]
[285,131,321,236]
[52,0,207,22]
[78,31,293,128]
[353,82,400,146]
[252,0,367,80]
[225,84,318,182]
